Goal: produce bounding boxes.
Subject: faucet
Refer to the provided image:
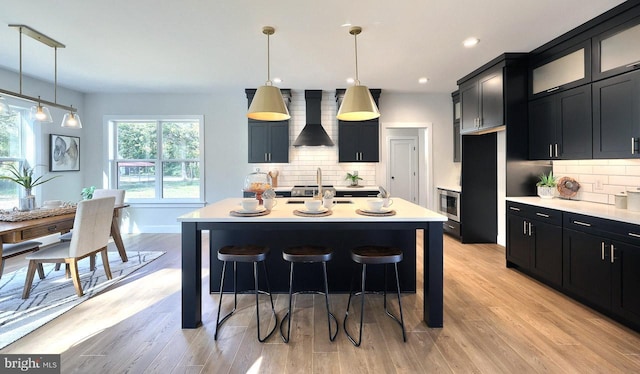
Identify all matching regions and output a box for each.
[317,167,322,199]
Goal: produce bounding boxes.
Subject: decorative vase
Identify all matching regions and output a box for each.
[19,187,36,211]
[537,186,556,199]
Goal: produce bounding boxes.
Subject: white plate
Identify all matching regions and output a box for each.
[360,207,392,214]
[235,206,266,214]
[300,207,328,214]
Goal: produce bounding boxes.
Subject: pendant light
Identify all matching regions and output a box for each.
[30,97,53,123]
[337,26,380,121]
[61,105,82,128]
[0,25,80,127]
[247,26,290,121]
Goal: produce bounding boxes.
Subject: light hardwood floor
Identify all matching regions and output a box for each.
[2,232,640,373]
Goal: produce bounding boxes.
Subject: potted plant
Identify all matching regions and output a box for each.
[345,171,362,187]
[81,185,96,200]
[536,171,557,199]
[0,163,60,210]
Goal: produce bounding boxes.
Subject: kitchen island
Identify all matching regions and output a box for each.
[178,197,447,329]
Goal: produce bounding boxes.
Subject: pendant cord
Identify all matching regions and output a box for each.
[354,33,359,85]
[266,32,271,85]
[54,47,58,103]
[19,27,23,94]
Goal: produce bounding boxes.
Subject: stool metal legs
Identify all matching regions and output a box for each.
[344,263,406,347]
[215,260,278,342]
[280,261,338,343]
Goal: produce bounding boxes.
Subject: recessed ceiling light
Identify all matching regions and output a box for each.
[463,37,480,48]
[418,77,429,84]
[273,77,282,83]
[341,23,352,28]
[346,77,355,84]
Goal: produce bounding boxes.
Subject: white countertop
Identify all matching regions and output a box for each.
[273,185,380,192]
[437,185,461,193]
[178,197,447,223]
[506,196,640,226]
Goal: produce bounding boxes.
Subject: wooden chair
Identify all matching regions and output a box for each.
[22,196,116,298]
[1,241,45,279]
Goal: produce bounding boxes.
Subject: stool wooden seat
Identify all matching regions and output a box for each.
[280,245,338,343]
[344,245,406,347]
[1,241,45,279]
[215,245,278,342]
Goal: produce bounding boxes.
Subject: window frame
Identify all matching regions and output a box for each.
[0,107,34,210]
[106,115,205,204]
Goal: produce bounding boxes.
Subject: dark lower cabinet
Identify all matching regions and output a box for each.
[612,241,640,324]
[563,229,612,310]
[507,201,640,331]
[506,202,562,287]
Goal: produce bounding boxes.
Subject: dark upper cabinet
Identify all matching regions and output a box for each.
[248,120,289,163]
[246,89,291,163]
[529,85,592,160]
[460,65,503,134]
[452,91,461,162]
[529,40,591,99]
[593,15,640,81]
[336,89,381,162]
[593,69,640,159]
[338,120,379,162]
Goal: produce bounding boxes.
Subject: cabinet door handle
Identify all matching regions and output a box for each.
[546,86,560,93]
[632,138,637,154]
[528,222,532,236]
[625,61,640,68]
[555,143,559,158]
[549,144,553,158]
[611,244,616,264]
[536,212,550,218]
[448,224,455,229]
[573,220,592,227]
[601,242,606,260]
[509,206,520,211]
[628,232,640,238]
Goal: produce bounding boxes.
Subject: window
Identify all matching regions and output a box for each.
[110,116,203,202]
[0,110,26,210]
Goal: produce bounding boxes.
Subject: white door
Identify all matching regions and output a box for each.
[388,137,418,203]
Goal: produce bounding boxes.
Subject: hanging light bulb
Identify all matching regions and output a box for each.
[61,106,82,128]
[337,26,380,121]
[247,26,290,121]
[0,96,11,116]
[30,97,53,123]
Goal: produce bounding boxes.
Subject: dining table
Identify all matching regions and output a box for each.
[178,197,447,329]
[0,204,130,263]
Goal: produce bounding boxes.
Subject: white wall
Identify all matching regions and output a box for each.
[0,68,85,205]
[2,67,458,233]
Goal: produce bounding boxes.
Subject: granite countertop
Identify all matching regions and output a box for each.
[178,197,447,223]
[506,196,640,226]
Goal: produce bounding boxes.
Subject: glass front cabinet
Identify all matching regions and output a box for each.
[593,16,640,81]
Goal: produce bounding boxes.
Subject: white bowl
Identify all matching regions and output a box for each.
[304,199,323,212]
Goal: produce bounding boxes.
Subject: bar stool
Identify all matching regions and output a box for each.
[280,245,338,343]
[344,245,406,347]
[214,245,278,342]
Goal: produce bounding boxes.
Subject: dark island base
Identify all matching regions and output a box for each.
[209,229,417,293]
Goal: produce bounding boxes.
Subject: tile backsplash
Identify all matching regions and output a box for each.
[251,90,377,187]
[553,159,640,205]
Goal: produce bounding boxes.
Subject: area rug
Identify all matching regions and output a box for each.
[0,250,165,349]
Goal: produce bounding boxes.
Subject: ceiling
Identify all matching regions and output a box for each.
[0,0,628,95]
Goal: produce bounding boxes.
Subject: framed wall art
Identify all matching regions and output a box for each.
[50,134,80,171]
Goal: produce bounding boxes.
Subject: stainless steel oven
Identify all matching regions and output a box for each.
[437,188,460,222]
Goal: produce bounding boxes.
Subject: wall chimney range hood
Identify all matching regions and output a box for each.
[293,90,334,147]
